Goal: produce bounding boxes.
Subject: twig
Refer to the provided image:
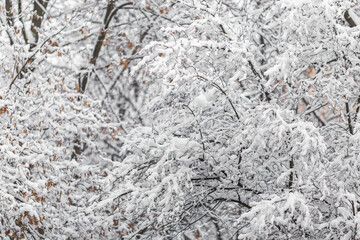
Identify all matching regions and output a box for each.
[197,75,240,120]
[8,16,75,92]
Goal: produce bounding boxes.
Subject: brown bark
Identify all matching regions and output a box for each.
[6,0,14,27]
[289,158,294,189]
[345,10,357,28]
[346,101,354,135]
[80,0,115,92]
[344,10,360,130]
[80,1,133,92]
[30,0,49,49]
[5,0,14,45]
[18,0,28,44]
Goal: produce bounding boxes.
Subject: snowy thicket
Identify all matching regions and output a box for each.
[1,0,360,239]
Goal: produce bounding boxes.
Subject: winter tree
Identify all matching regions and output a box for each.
[116,0,360,239]
[1,0,360,239]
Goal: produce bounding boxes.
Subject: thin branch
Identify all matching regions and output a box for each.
[248,60,271,102]
[289,157,294,189]
[105,2,133,28]
[6,0,14,27]
[197,75,240,120]
[301,102,328,117]
[30,0,50,50]
[80,1,133,92]
[8,21,72,91]
[345,100,354,135]
[18,0,29,44]
[354,95,360,124]
[302,98,326,126]
[214,197,251,209]
[191,177,220,181]
[183,104,206,161]
[344,10,357,28]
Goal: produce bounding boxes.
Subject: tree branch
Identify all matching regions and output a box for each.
[30,0,50,50]
[345,100,354,135]
[80,1,133,93]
